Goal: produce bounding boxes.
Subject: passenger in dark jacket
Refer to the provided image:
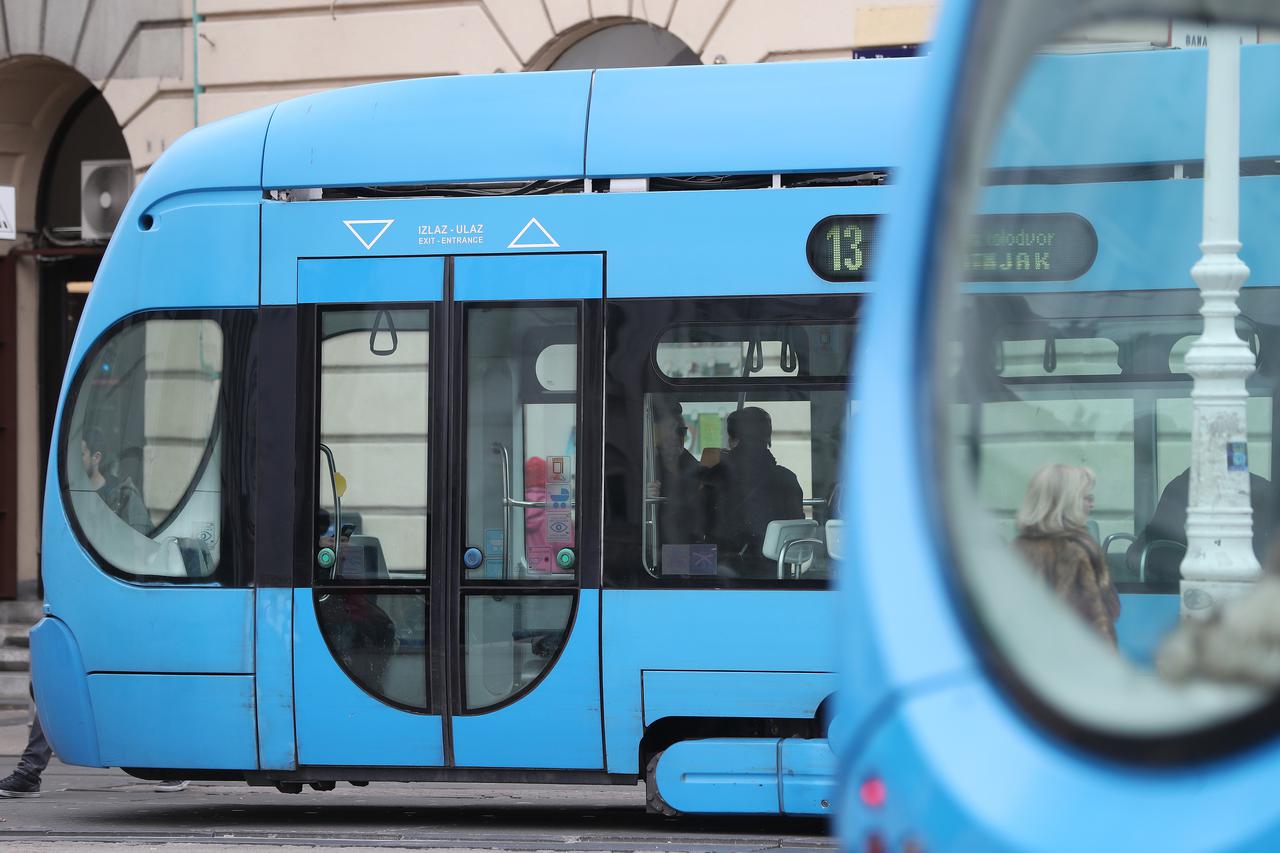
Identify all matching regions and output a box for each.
[1127,468,1272,584]
[648,400,708,548]
[705,407,804,578]
[81,427,150,533]
[1013,463,1120,645]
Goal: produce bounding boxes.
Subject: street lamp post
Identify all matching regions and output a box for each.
[1180,25,1259,618]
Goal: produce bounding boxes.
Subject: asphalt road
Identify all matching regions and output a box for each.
[0,713,832,852]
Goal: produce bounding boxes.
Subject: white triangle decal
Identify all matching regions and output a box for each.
[343,218,394,250]
[507,217,559,249]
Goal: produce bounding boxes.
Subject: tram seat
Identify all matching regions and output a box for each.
[336,535,390,581]
[174,537,215,578]
[824,519,845,562]
[762,519,821,580]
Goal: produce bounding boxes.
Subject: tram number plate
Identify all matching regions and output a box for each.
[807,215,879,282]
[807,212,1097,283]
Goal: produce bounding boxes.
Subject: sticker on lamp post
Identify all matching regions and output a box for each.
[1227,441,1249,472]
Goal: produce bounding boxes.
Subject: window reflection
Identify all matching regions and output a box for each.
[316,592,428,709]
[63,318,224,579]
[464,594,573,710]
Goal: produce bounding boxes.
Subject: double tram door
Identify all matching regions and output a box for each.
[293,253,604,772]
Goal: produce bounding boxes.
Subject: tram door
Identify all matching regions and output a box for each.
[295,254,604,770]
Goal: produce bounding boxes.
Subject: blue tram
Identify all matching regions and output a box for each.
[29,59,921,815]
[840,2,1280,849]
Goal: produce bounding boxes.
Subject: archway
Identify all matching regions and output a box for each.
[546,21,700,70]
[0,56,129,600]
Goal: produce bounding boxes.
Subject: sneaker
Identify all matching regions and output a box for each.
[0,771,41,798]
[153,780,189,792]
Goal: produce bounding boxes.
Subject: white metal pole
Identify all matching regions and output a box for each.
[1180,25,1258,618]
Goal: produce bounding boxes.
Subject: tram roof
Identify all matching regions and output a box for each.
[990,43,1280,170]
[254,59,923,189]
[133,44,1280,211]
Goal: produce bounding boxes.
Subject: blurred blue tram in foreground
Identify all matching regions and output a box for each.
[841,2,1280,849]
[30,59,921,815]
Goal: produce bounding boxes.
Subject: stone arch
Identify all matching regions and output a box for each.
[530,19,700,71]
[0,54,130,602]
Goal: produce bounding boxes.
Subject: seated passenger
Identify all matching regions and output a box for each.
[1127,468,1273,584]
[1013,463,1119,646]
[647,400,708,547]
[704,407,804,577]
[81,426,150,533]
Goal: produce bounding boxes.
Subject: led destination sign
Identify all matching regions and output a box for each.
[966,213,1098,282]
[807,215,880,283]
[807,212,1098,283]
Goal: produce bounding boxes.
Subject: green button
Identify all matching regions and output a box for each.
[317,547,336,570]
[555,548,575,569]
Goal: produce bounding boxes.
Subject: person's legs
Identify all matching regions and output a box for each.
[17,708,53,779]
[0,705,53,797]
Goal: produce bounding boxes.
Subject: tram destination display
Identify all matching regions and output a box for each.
[965,213,1097,282]
[807,215,880,282]
[807,212,1098,283]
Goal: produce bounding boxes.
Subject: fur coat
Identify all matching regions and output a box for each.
[1014,530,1121,645]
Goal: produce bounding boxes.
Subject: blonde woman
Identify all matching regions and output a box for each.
[1013,463,1120,645]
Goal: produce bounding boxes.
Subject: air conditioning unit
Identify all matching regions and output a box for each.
[80,159,134,240]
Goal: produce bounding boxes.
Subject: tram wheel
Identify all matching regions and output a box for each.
[644,752,680,817]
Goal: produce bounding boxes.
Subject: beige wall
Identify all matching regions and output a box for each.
[18,2,1263,178]
[81,1,888,172]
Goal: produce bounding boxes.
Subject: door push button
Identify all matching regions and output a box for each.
[555,548,576,570]
[462,547,484,570]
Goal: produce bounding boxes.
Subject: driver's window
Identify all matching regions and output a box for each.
[62,316,228,581]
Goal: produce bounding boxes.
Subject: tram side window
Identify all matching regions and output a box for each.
[62,315,243,582]
[605,297,856,587]
[964,315,1278,594]
[643,393,846,581]
[976,396,1136,554]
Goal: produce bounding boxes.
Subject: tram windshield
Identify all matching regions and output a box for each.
[940,24,1280,739]
[62,317,228,580]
